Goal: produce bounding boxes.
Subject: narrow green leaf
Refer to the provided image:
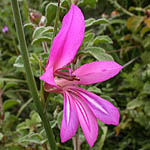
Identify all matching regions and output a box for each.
[100,95,117,107]
[127,16,145,32]
[14,55,24,68]
[32,26,53,39]
[30,111,41,123]
[50,120,57,128]
[79,0,97,8]
[61,0,70,9]
[32,26,53,45]
[82,32,95,46]
[24,23,35,30]
[57,111,63,129]
[85,18,109,28]
[85,47,105,53]
[0,80,4,89]
[93,36,113,45]
[98,126,108,150]
[140,26,150,37]
[87,86,102,94]
[111,19,126,24]
[3,99,21,111]
[4,82,18,90]
[16,122,29,131]
[84,47,114,61]
[31,36,51,45]
[17,98,33,117]
[45,3,57,26]
[127,99,144,109]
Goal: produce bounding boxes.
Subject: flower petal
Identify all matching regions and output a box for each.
[71,86,120,125]
[72,93,98,147]
[40,5,85,85]
[40,66,57,86]
[73,61,123,85]
[60,92,79,142]
[47,4,85,71]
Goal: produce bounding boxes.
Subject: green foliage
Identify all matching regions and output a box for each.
[3,99,21,111]
[1,0,150,149]
[83,47,114,61]
[85,18,109,28]
[45,3,57,26]
[31,26,53,45]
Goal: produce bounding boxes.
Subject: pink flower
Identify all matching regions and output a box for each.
[40,4,123,147]
[2,26,8,33]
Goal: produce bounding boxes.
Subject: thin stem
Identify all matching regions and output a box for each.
[39,57,46,108]
[72,129,80,150]
[68,0,72,6]
[42,42,48,53]
[17,98,33,117]
[52,0,60,42]
[108,0,134,16]
[0,78,26,83]
[11,1,57,150]
[0,89,3,124]
[123,56,140,68]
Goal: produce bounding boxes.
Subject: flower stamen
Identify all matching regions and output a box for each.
[55,69,80,81]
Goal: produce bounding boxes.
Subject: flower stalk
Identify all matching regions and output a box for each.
[11,0,57,149]
[72,129,80,150]
[52,0,60,41]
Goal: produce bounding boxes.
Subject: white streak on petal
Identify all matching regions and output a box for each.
[74,99,90,130]
[66,95,70,125]
[79,92,108,114]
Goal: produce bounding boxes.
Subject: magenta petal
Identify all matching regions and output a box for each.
[72,93,98,147]
[48,4,85,72]
[40,66,56,86]
[73,61,123,85]
[71,86,120,125]
[60,92,79,142]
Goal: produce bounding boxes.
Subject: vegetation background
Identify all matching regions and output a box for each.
[0,0,150,149]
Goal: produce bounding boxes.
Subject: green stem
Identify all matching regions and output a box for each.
[42,42,49,53]
[11,1,57,150]
[39,57,45,108]
[68,0,72,6]
[0,78,26,83]
[108,0,134,16]
[52,0,60,42]
[72,129,80,150]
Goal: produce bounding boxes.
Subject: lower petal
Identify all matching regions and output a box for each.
[72,93,98,147]
[60,92,79,142]
[70,86,120,125]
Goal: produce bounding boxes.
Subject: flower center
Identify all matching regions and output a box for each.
[54,68,80,81]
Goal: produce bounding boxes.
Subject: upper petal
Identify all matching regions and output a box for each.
[40,66,57,86]
[60,92,79,142]
[72,93,98,147]
[71,86,120,125]
[40,4,85,86]
[73,61,123,85]
[48,4,85,71]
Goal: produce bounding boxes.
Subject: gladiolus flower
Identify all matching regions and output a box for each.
[40,4,122,147]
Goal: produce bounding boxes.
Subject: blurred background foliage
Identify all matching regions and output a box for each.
[0,0,150,149]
